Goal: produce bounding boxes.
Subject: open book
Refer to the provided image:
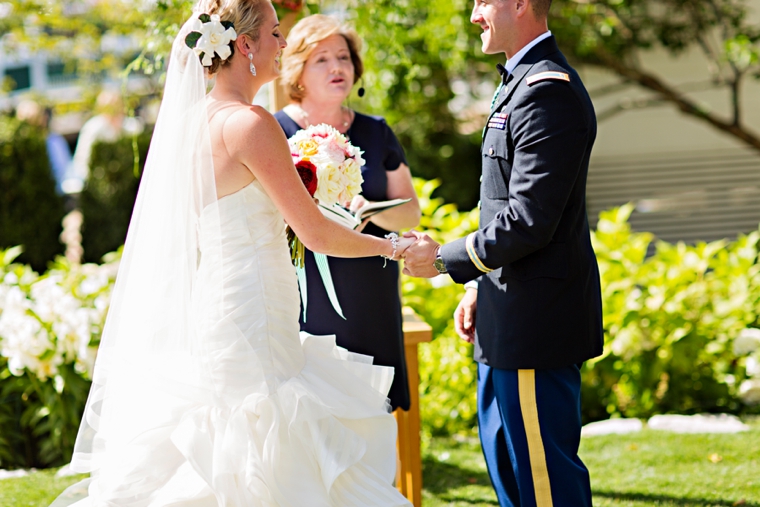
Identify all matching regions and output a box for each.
[319,198,412,230]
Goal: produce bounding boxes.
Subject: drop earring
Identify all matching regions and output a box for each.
[248,53,256,76]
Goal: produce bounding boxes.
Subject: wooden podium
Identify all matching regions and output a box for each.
[395,308,433,506]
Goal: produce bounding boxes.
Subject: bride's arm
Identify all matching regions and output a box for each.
[225,106,408,259]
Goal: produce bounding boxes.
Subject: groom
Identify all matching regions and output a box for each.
[402,0,603,505]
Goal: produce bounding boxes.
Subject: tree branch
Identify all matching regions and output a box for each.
[596,97,667,122]
[703,0,744,126]
[594,51,760,153]
[588,80,634,99]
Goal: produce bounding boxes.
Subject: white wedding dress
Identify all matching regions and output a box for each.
[55,180,411,506]
[51,8,411,503]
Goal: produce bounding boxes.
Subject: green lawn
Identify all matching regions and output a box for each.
[423,424,760,507]
[0,469,87,507]
[2,425,759,507]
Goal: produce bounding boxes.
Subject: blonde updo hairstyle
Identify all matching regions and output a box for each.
[280,14,364,102]
[194,0,271,74]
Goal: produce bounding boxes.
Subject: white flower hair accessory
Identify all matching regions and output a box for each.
[185,13,238,67]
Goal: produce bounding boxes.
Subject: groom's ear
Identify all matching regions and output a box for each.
[514,0,530,17]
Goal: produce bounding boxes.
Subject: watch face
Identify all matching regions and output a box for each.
[434,257,447,274]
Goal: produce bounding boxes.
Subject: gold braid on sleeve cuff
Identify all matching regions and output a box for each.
[466,233,493,274]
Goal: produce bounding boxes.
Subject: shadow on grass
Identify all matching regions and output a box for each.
[594,490,759,507]
[422,456,492,493]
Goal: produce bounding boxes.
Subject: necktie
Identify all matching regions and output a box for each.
[490,72,514,112]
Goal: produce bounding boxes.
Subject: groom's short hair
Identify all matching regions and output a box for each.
[532,0,552,19]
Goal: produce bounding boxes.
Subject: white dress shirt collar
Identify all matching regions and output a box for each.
[504,31,552,76]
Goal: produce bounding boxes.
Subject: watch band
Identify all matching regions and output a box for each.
[434,247,448,274]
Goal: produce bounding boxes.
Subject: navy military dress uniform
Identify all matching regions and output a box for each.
[439,36,604,507]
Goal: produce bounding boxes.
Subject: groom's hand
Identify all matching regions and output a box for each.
[401,230,440,278]
[454,288,477,344]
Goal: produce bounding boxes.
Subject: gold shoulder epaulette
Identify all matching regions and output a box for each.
[526,71,570,86]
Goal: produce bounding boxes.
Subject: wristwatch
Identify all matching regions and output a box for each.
[433,248,448,274]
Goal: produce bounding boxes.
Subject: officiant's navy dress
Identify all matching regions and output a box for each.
[275,110,410,411]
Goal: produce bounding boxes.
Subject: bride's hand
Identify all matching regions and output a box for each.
[393,236,416,261]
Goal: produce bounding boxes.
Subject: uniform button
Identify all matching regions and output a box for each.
[480,175,483,183]
[488,147,494,156]
[477,200,482,210]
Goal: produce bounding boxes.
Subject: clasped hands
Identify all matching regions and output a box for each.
[393,230,442,279]
[394,230,478,344]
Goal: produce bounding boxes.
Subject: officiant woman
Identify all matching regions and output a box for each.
[275,14,421,411]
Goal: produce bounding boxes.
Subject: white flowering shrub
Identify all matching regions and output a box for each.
[584,204,760,421]
[0,246,119,468]
[733,328,760,405]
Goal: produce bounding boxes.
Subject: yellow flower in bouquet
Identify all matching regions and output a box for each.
[298,138,320,157]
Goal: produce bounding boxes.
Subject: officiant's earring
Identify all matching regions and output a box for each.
[248,53,256,76]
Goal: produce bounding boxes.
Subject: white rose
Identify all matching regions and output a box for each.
[314,163,344,205]
[339,158,364,202]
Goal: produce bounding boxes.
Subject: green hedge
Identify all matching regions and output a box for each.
[80,128,151,263]
[0,118,65,272]
[584,204,760,421]
[404,182,760,439]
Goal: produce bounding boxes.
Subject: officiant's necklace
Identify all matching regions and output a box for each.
[294,104,353,133]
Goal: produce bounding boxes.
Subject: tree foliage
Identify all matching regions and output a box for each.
[351,0,760,204]
[352,0,500,209]
[3,0,759,206]
[550,0,760,150]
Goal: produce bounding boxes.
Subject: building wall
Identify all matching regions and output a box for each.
[580,0,760,243]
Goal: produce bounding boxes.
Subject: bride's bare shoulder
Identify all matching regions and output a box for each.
[217,105,289,168]
[223,105,287,146]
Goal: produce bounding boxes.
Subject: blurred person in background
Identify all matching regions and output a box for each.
[275,14,421,413]
[65,89,143,194]
[15,99,73,196]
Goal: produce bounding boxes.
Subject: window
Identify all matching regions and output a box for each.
[4,66,31,91]
[46,61,78,86]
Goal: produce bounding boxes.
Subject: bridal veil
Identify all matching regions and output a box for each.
[52,5,228,504]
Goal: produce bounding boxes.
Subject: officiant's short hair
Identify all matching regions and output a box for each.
[281,14,364,102]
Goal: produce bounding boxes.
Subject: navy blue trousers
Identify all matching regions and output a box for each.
[477,363,592,507]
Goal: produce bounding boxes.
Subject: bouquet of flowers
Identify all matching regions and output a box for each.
[287,124,365,267]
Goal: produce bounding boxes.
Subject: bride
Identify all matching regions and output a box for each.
[51,0,414,505]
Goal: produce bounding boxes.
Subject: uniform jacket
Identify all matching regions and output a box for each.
[440,36,604,370]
